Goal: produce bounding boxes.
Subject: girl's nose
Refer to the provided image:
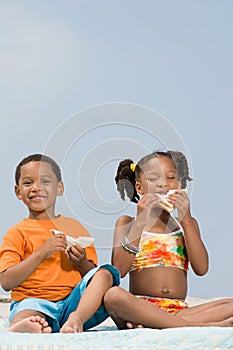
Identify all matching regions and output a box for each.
[157,177,168,189]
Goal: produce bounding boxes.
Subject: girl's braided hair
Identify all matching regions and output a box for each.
[115,150,192,203]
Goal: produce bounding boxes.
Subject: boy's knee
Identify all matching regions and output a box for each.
[98,268,113,285]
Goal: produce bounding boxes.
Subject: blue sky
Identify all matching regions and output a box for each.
[1,1,233,297]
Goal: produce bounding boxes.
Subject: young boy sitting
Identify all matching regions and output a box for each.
[0,153,119,333]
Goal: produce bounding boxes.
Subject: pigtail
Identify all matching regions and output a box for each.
[168,150,192,189]
[115,159,140,203]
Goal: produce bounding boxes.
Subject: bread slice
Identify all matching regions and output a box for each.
[157,193,175,213]
[157,189,187,213]
[51,229,95,248]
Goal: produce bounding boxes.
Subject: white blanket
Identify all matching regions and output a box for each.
[1,296,233,350]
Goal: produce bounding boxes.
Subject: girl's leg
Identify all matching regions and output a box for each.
[177,298,233,324]
[60,268,113,333]
[104,286,194,329]
[104,287,233,329]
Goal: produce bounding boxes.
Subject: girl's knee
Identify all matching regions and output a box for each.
[104,286,125,308]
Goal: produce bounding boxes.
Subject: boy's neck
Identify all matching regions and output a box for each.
[28,211,59,221]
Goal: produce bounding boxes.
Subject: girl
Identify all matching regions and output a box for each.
[104,151,233,329]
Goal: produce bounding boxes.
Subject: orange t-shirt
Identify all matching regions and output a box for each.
[0,215,97,301]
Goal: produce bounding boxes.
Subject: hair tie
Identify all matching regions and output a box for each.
[130,163,136,172]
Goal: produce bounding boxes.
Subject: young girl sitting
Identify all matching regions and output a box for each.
[103,150,233,328]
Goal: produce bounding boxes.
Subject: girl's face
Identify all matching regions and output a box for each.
[136,156,181,195]
[15,161,64,219]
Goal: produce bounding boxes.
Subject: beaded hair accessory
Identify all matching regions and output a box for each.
[130,163,136,172]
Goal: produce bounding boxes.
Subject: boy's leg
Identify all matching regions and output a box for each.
[8,298,60,333]
[60,268,113,333]
[8,315,51,333]
[60,264,120,333]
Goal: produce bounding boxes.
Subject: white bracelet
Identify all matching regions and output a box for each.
[120,240,138,254]
[123,236,140,254]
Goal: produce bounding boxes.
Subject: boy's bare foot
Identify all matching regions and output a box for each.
[60,312,84,333]
[7,316,52,333]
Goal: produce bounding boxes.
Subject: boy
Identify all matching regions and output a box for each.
[0,154,119,333]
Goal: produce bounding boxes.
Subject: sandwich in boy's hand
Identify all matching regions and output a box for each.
[51,229,95,248]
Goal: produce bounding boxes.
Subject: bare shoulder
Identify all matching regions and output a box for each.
[114,215,135,241]
[115,215,135,227]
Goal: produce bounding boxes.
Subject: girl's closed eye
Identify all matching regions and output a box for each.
[146,177,159,182]
[42,180,51,184]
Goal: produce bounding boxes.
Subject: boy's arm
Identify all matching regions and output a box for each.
[66,245,96,277]
[0,250,48,291]
[0,233,67,291]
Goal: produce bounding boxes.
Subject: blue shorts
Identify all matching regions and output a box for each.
[9,264,120,332]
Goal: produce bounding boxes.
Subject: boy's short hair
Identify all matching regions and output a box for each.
[15,154,62,185]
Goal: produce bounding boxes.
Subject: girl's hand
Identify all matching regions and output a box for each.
[136,193,161,228]
[37,233,67,259]
[66,244,86,266]
[167,190,190,222]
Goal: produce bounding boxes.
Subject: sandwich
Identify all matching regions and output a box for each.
[51,229,95,248]
[157,189,187,213]
[157,190,175,213]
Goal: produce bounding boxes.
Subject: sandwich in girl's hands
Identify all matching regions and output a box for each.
[157,189,188,213]
[51,229,95,248]
[157,191,175,213]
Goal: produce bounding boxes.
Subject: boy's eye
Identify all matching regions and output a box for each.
[23,181,32,185]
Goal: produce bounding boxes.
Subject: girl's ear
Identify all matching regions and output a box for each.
[135,181,144,195]
[177,180,182,189]
[15,185,22,200]
[57,181,64,196]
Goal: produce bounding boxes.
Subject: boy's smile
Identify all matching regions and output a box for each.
[15,161,64,220]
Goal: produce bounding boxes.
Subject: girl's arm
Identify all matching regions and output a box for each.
[169,190,208,275]
[112,193,162,277]
[0,234,67,291]
[111,215,141,277]
[181,213,209,275]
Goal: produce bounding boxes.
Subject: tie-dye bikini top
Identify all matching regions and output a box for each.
[130,219,189,272]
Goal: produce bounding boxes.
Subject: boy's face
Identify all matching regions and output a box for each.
[15,161,64,219]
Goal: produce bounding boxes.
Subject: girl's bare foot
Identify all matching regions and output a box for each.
[7,316,52,333]
[126,321,144,329]
[215,317,233,327]
[60,313,84,333]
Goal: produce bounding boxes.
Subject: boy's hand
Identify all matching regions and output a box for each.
[66,244,86,266]
[38,233,67,259]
